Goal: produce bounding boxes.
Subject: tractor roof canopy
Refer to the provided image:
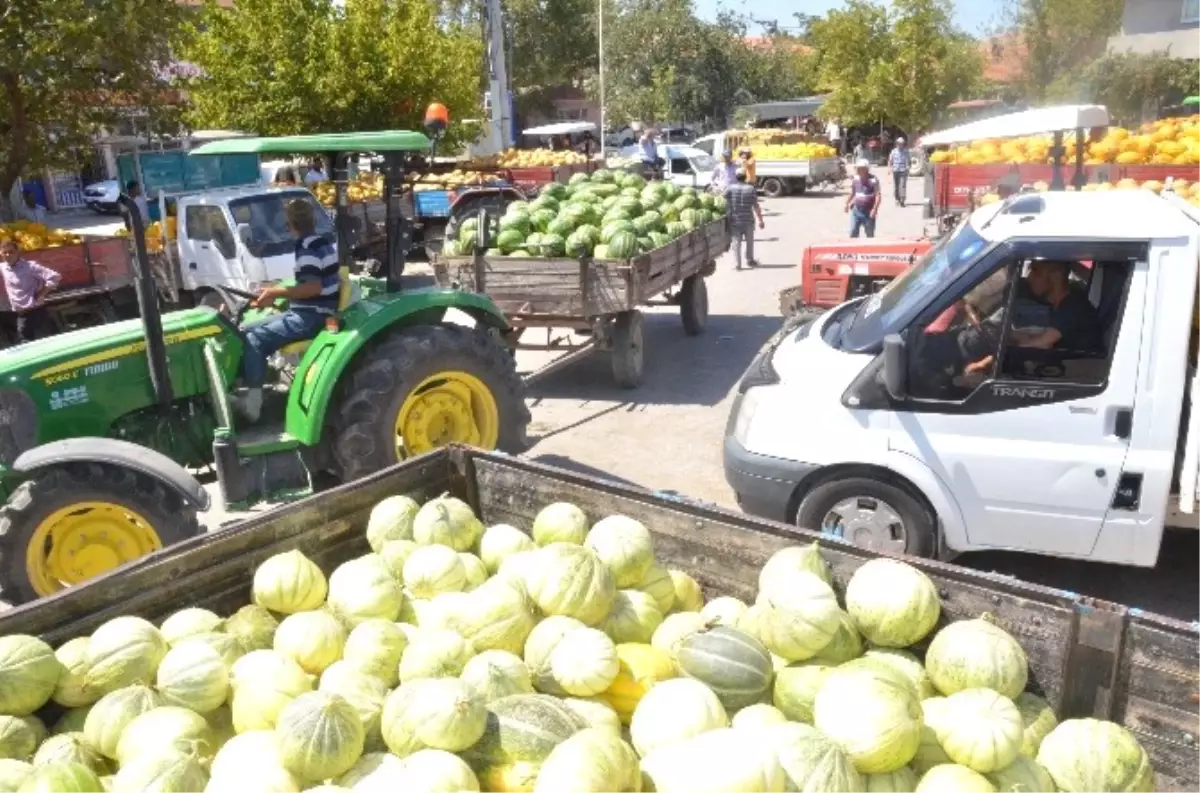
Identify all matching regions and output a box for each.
[189,130,432,156]
[919,105,1111,148]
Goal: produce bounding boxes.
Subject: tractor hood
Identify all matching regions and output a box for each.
[0,309,225,386]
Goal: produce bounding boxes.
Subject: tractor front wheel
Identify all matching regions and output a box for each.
[330,324,530,481]
[0,463,201,605]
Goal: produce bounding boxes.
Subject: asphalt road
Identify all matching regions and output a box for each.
[139,177,1195,622]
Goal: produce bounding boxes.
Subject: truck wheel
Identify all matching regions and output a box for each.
[611,310,645,389]
[792,178,808,196]
[330,323,530,481]
[795,476,936,558]
[0,463,201,605]
[761,177,788,198]
[679,275,708,336]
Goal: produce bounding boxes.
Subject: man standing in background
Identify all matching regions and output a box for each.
[724,170,764,270]
[711,150,739,194]
[739,147,757,186]
[888,136,910,207]
[0,239,61,343]
[826,118,842,156]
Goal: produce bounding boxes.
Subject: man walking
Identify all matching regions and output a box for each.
[844,159,881,238]
[724,170,764,270]
[738,147,757,186]
[0,239,61,343]
[126,181,150,226]
[888,136,910,207]
[711,150,738,194]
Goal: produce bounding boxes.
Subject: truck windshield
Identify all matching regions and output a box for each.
[228,191,334,258]
[837,219,990,351]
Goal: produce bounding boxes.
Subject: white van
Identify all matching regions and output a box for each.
[619,144,715,190]
[724,188,1200,567]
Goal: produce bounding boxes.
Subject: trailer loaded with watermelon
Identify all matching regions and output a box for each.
[435,168,731,388]
[0,446,1193,791]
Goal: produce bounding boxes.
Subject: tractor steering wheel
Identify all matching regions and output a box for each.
[210,286,263,327]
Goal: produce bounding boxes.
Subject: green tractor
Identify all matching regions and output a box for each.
[0,130,530,605]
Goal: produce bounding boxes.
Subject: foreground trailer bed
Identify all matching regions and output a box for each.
[437,217,731,388]
[0,447,1194,788]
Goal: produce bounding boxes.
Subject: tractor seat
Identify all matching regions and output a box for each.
[278,266,354,357]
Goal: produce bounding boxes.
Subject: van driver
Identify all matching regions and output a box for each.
[963,260,1101,375]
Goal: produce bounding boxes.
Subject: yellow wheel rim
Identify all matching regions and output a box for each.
[395,371,500,457]
[26,502,162,597]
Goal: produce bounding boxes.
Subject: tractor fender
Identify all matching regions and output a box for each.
[285,288,511,447]
[12,438,210,511]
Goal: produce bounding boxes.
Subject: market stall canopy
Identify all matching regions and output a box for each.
[737,95,829,122]
[919,105,1111,147]
[189,130,432,156]
[522,121,597,136]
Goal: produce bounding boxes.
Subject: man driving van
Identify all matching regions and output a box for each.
[964,260,1101,375]
[232,199,339,422]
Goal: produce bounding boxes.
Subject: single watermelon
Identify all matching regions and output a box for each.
[498,213,531,237]
[590,183,621,198]
[496,229,525,254]
[681,186,698,197]
[572,190,602,205]
[486,247,503,257]
[665,222,687,238]
[600,221,636,244]
[637,236,654,253]
[602,209,632,227]
[661,182,681,200]
[623,173,647,190]
[505,201,531,215]
[525,232,544,250]
[538,233,567,257]
[607,230,639,259]
[614,197,642,217]
[661,205,680,223]
[569,172,591,185]
[547,215,575,238]
[673,194,699,212]
[592,244,611,260]
[565,231,592,257]
[633,212,662,234]
[698,193,716,210]
[575,224,601,245]
[530,208,556,233]
[591,169,616,183]
[543,182,569,200]
[680,208,703,229]
[620,187,642,200]
[711,196,728,215]
[508,249,532,258]
[649,231,671,248]
[532,195,560,214]
[696,209,714,226]
[441,239,460,257]
[561,204,590,227]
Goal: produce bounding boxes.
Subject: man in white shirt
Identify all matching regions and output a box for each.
[826,118,842,155]
[304,158,327,186]
[126,181,150,226]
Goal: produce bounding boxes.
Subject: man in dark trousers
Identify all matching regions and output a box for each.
[845,159,881,238]
[724,170,765,270]
[0,239,61,343]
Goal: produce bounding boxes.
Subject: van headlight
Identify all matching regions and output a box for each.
[732,387,762,445]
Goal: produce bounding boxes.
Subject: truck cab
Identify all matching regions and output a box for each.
[166,186,335,296]
[725,189,1200,567]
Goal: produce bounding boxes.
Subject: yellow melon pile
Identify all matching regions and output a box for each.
[929,115,1200,166]
[473,148,590,169]
[978,176,1200,206]
[0,222,82,251]
[311,173,385,207]
[117,217,178,253]
[408,170,505,192]
[750,142,838,161]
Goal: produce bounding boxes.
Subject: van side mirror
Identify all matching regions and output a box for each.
[882,334,908,401]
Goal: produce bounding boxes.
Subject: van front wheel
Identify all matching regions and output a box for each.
[795,476,936,558]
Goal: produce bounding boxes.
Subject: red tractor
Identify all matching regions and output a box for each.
[779,238,933,319]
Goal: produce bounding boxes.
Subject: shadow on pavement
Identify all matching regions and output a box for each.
[525,312,781,407]
[529,453,646,489]
[961,530,1200,622]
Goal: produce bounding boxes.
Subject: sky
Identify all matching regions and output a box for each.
[694,0,1007,36]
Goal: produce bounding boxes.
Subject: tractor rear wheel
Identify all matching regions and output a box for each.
[329,323,530,481]
[0,463,201,605]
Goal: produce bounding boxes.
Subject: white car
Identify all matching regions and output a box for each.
[83,180,122,214]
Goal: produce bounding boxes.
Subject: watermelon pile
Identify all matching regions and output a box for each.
[443,169,728,260]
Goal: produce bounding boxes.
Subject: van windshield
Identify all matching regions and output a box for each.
[837,219,991,351]
[228,191,335,258]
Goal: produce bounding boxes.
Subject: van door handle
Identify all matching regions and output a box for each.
[1113,408,1132,439]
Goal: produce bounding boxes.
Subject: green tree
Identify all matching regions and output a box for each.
[1082,52,1200,124]
[184,0,482,146]
[1001,0,1123,102]
[808,0,892,127]
[507,0,597,115]
[0,0,183,220]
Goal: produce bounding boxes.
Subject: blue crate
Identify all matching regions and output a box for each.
[414,190,452,217]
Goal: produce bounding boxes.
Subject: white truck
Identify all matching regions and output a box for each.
[148,185,348,307]
[693,131,841,197]
[724,185,1200,567]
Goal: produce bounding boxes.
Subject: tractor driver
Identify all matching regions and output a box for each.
[232,199,339,422]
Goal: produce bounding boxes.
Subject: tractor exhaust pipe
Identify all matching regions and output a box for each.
[117,194,174,412]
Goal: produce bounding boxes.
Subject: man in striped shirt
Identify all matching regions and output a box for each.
[233,199,339,421]
[888,137,910,207]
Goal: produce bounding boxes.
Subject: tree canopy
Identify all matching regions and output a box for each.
[809,0,982,135]
[183,0,482,146]
[0,0,183,219]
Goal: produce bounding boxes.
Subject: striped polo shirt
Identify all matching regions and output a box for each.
[293,234,339,314]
